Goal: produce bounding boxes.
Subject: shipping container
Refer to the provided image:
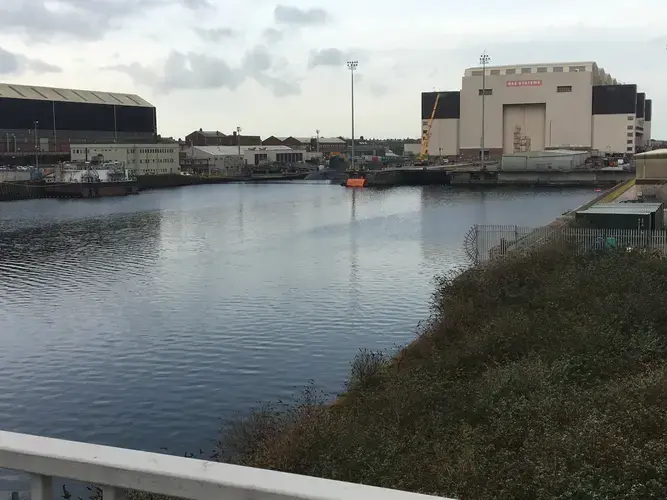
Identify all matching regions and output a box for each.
[575,202,664,229]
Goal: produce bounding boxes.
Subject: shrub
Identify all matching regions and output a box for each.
[215,245,667,499]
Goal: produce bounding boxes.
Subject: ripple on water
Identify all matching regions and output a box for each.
[0,184,596,461]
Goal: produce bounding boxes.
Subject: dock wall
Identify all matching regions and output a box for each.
[450,169,633,187]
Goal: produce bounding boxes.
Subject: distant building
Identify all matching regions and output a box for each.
[185,129,261,147]
[0,83,156,157]
[70,144,180,176]
[421,61,652,157]
[404,143,422,156]
[184,144,307,174]
[262,135,345,153]
[184,145,244,176]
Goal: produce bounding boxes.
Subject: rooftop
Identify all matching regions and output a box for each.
[465,61,596,73]
[0,83,153,107]
[577,202,664,215]
[635,149,667,159]
[193,130,227,137]
[193,145,296,156]
[274,136,346,144]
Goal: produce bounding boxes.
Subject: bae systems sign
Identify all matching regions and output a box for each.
[506,80,542,87]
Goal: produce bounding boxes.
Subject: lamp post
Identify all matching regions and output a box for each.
[236,126,242,156]
[479,52,490,170]
[316,129,320,154]
[346,60,358,169]
[33,120,39,170]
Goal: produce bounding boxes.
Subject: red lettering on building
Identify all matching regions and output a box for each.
[506,80,543,87]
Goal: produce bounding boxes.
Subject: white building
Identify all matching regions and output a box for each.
[184,146,244,176]
[422,61,651,157]
[243,146,306,165]
[184,145,308,175]
[70,144,180,176]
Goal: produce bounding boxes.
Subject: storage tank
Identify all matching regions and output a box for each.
[635,149,667,180]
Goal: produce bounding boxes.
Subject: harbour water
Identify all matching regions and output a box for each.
[0,182,595,457]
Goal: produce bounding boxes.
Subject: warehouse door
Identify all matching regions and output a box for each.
[503,104,546,154]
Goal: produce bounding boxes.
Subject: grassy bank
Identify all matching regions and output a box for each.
[216,245,667,499]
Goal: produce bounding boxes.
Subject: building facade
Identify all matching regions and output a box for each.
[70,144,180,176]
[0,83,156,156]
[185,130,261,147]
[184,145,308,174]
[261,136,346,153]
[422,61,651,157]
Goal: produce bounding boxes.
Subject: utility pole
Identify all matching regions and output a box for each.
[346,60,358,170]
[480,52,490,170]
[236,126,242,156]
[33,121,39,170]
[316,129,320,154]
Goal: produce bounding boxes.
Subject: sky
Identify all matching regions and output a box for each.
[0,0,666,141]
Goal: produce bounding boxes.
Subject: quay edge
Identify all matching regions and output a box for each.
[354,165,634,188]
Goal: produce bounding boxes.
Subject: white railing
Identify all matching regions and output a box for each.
[0,431,453,500]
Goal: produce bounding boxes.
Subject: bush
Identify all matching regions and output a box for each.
[216,245,667,499]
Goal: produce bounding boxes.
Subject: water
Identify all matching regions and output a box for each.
[0,183,594,457]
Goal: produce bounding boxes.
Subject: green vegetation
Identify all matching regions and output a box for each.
[216,245,667,499]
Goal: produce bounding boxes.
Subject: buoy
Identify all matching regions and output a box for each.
[345,178,366,188]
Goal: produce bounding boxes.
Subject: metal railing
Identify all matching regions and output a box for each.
[464,224,667,264]
[0,431,452,500]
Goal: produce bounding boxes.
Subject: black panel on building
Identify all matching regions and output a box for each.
[592,84,637,115]
[0,98,54,129]
[636,92,645,119]
[115,105,156,133]
[54,101,115,131]
[646,99,652,122]
[421,91,460,120]
[0,97,156,134]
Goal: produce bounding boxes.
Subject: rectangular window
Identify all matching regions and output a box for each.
[569,65,586,72]
[471,70,483,76]
[521,67,532,74]
[536,67,547,73]
[553,66,563,72]
[627,140,634,144]
[627,125,634,130]
[556,86,572,93]
[628,116,634,120]
[628,133,634,137]
[627,146,634,152]
[505,68,516,75]
[478,89,492,96]
[490,69,500,75]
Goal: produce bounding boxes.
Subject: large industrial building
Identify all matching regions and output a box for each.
[0,83,156,157]
[422,61,652,158]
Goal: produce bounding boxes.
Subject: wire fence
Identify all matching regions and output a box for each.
[463,224,667,264]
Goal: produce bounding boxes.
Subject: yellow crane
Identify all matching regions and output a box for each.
[416,93,440,165]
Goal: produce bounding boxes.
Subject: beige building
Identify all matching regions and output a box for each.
[70,144,180,175]
[422,61,650,158]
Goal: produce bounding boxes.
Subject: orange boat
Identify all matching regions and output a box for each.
[345,177,366,188]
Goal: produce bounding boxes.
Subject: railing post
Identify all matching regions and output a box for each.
[30,475,52,500]
[103,486,128,500]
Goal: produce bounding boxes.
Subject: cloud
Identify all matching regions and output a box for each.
[107,47,300,97]
[274,5,328,26]
[183,0,212,8]
[243,46,301,97]
[307,48,353,69]
[0,47,61,75]
[0,0,204,41]
[262,28,284,43]
[196,27,236,41]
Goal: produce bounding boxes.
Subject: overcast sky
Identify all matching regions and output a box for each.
[0,0,666,140]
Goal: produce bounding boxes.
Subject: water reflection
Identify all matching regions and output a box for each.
[0,184,596,458]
